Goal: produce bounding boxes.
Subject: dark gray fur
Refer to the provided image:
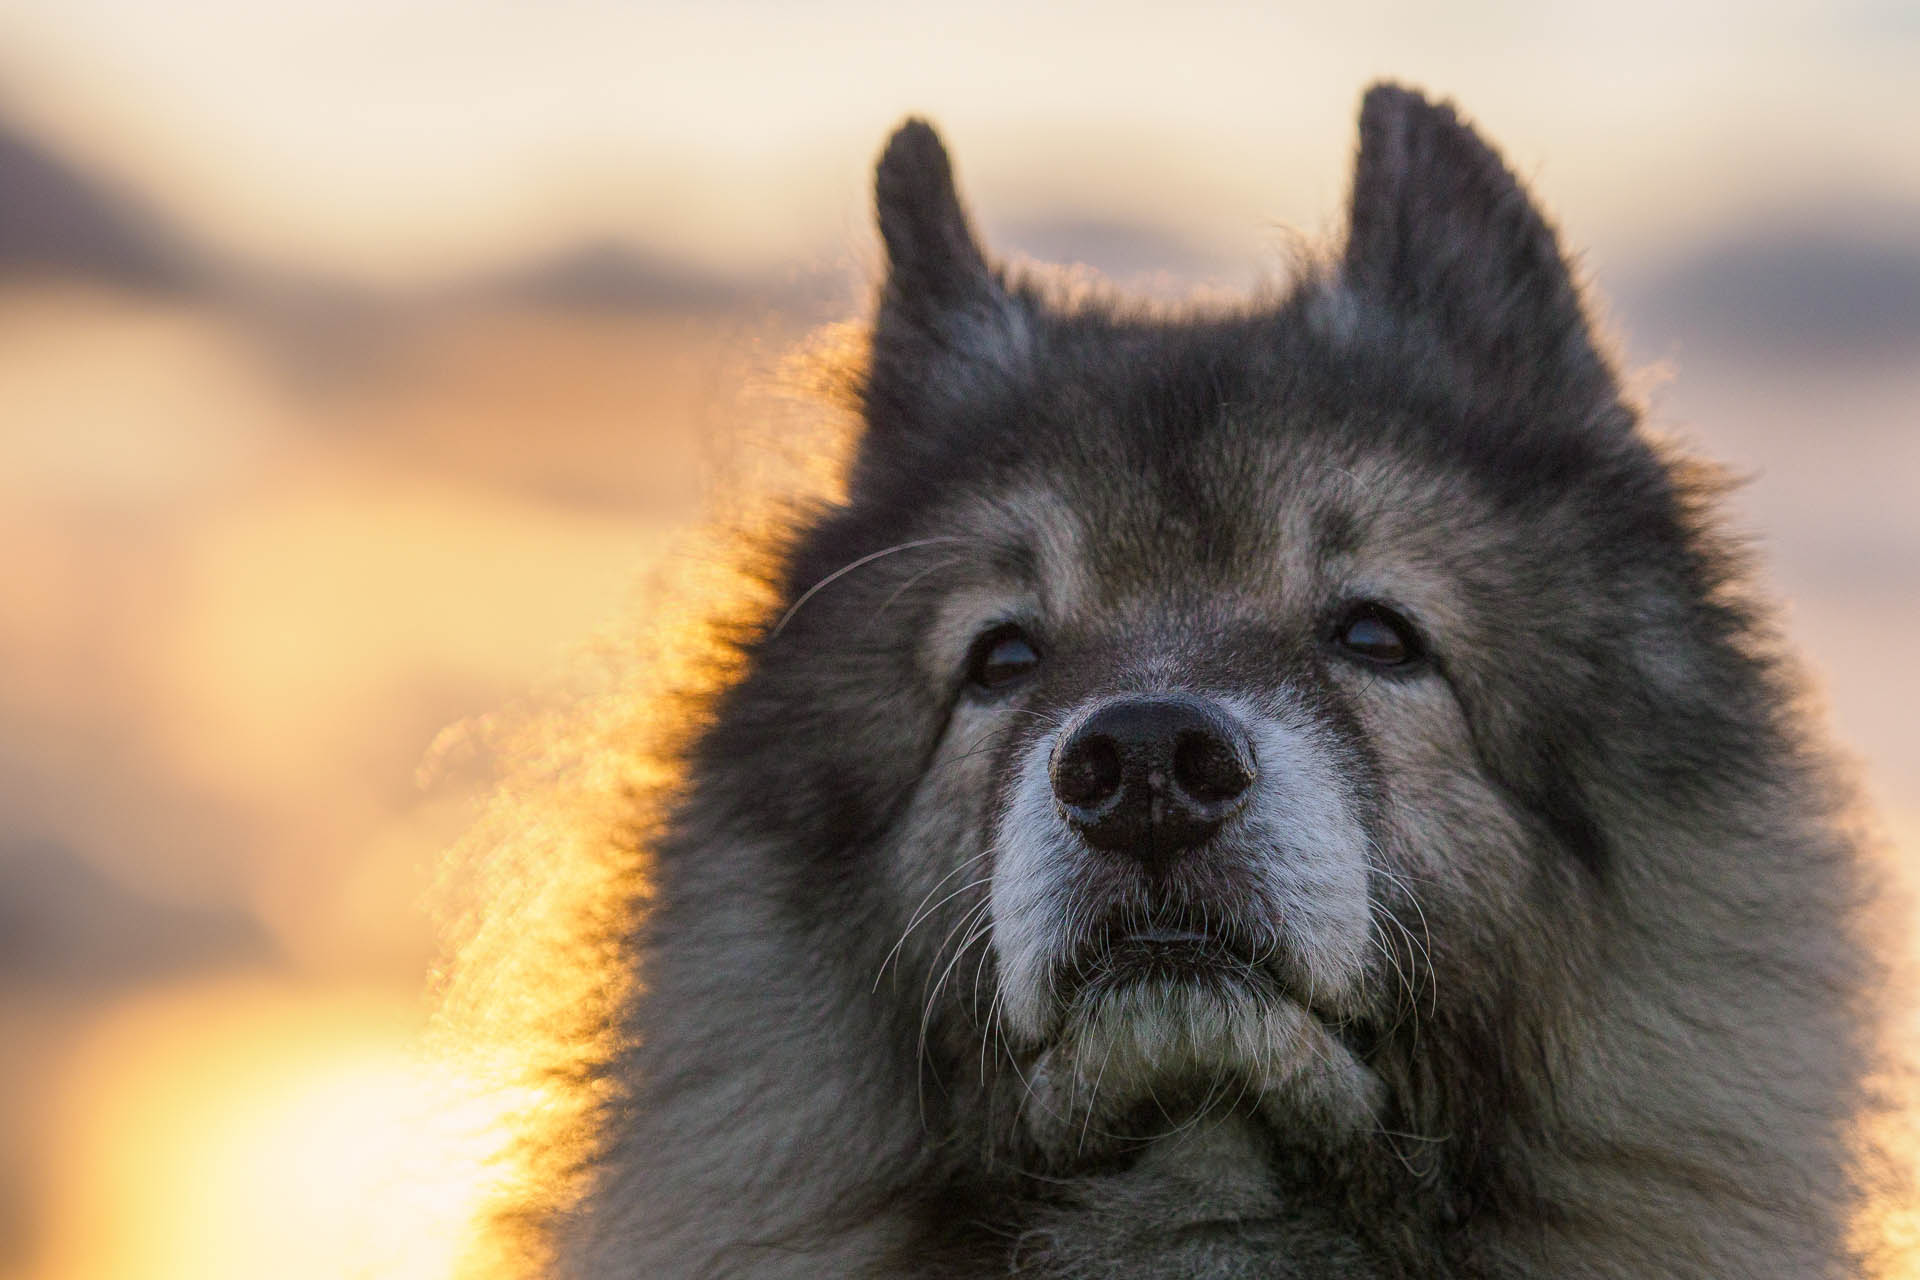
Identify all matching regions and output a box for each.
[561,85,1875,1278]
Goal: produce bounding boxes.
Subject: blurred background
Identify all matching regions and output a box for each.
[0,2,1914,1277]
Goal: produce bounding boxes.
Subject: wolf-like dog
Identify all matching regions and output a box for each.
[560,85,1876,1277]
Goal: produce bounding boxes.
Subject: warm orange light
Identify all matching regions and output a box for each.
[32,980,537,1280]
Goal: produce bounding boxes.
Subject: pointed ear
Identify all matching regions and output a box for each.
[865,119,1032,430]
[876,119,996,324]
[1342,84,1615,416]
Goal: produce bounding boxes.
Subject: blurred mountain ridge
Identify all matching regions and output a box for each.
[0,840,277,990]
[0,115,209,293]
[1620,216,1920,366]
[3,107,1920,365]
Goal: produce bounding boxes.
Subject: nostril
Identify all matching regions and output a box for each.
[1172,729,1254,805]
[1051,695,1256,863]
[1053,734,1123,811]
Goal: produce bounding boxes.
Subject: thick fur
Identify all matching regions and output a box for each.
[560,85,1874,1277]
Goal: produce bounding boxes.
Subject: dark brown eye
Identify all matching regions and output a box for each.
[1332,603,1423,668]
[965,624,1041,692]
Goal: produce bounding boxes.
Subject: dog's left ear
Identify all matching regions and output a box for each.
[1342,84,1617,419]
[864,119,1032,438]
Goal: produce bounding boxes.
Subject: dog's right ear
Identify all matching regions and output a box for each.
[864,119,1032,438]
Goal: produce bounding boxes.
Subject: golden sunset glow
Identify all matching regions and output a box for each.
[0,3,1915,1277]
[34,983,485,1280]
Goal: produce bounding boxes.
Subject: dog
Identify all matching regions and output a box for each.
[554,84,1878,1277]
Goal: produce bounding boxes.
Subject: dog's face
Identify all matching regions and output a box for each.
[886,417,1612,1160]
[927,459,1441,1153]
[737,91,1718,1168]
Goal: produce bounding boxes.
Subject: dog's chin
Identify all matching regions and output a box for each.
[1013,961,1384,1167]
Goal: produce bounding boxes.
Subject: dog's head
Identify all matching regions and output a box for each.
[724,87,1755,1170]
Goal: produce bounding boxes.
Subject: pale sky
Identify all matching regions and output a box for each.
[1,0,1916,282]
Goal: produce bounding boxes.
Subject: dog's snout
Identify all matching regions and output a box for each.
[1050,696,1255,862]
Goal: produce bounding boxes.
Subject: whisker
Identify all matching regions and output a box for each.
[874,871,993,991]
[865,556,965,630]
[767,536,969,640]
[1075,1036,1118,1157]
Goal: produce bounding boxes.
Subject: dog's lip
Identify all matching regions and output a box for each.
[1052,915,1368,1053]
[1127,927,1214,946]
[1058,912,1267,998]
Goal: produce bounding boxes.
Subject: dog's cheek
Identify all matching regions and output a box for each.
[721,637,948,832]
[875,705,1040,1002]
[1351,683,1545,995]
[984,730,1081,1043]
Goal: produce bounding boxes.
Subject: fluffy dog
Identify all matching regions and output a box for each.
[557,84,1877,1278]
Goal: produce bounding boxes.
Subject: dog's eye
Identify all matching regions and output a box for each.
[965,624,1041,692]
[1332,603,1423,668]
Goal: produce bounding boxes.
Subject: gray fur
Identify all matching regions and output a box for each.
[559,84,1877,1278]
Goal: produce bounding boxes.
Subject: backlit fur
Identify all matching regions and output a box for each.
[555,85,1882,1278]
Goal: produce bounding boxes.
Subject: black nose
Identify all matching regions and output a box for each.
[1050,695,1256,863]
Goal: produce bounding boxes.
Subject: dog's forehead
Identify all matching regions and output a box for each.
[935,425,1495,621]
